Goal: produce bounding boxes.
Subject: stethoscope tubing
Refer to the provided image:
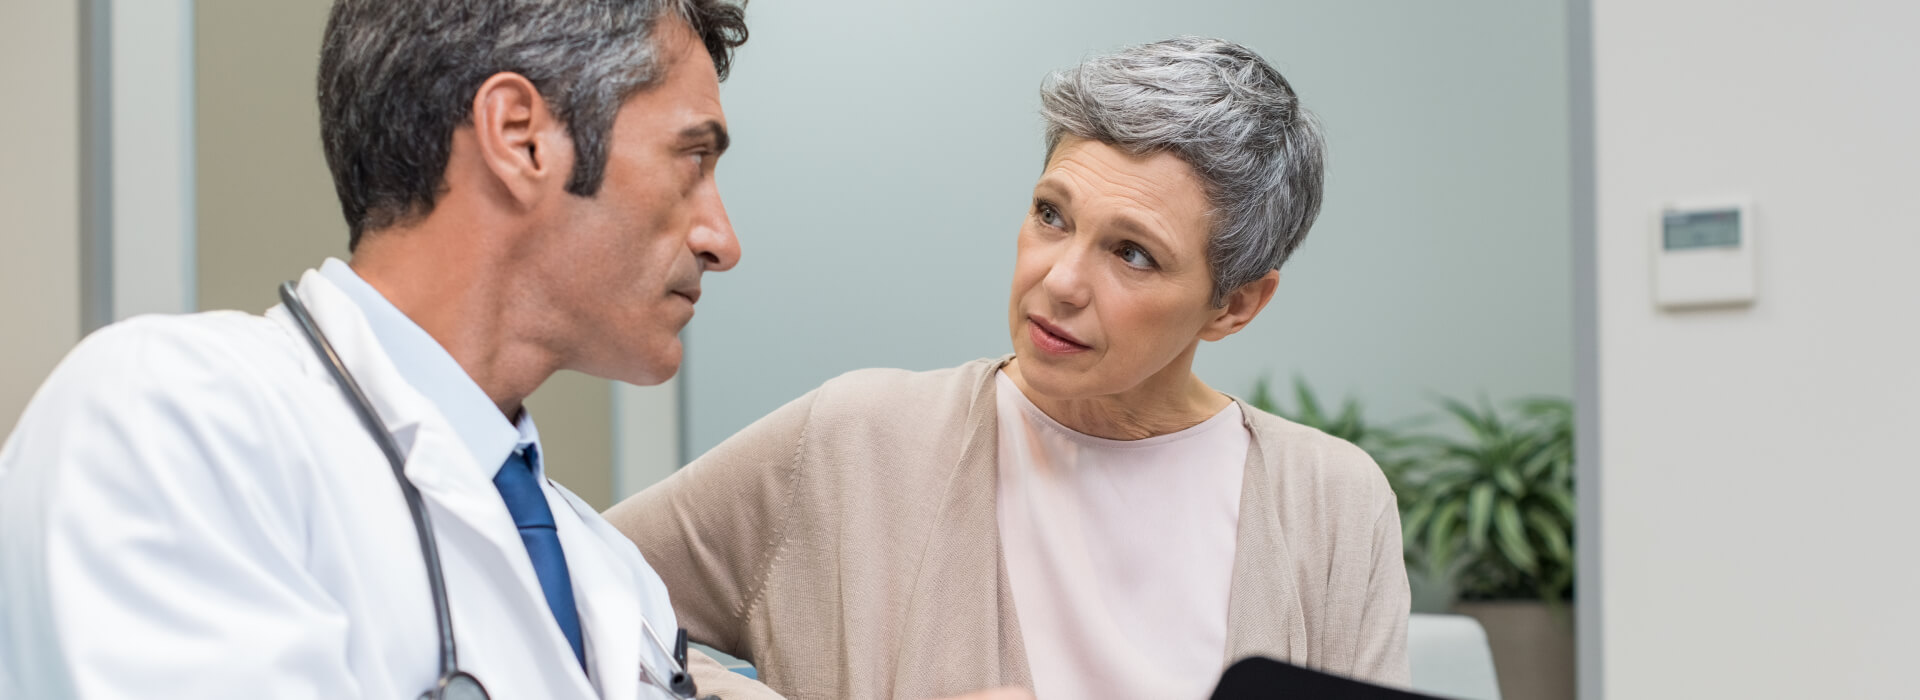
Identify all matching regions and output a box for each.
[279,282,465,682]
[279,281,699,699]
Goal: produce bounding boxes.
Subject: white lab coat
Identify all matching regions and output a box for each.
[0,269,683,699]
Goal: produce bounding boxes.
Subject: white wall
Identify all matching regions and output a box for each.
[685,0,1574,456]
[0,1,81,434]
[1592,1,1920,697]
[109,0,196,319]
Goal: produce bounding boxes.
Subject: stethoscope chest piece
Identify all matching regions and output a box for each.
[422,671,490,700]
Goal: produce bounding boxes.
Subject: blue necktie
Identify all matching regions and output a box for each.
[493,446,587,669]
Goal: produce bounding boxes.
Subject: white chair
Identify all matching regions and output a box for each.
[1408,613,1502,700]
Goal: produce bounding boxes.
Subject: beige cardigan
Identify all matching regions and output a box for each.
[604,358,1410,699]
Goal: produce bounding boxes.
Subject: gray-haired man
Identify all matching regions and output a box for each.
[1,1,751,697]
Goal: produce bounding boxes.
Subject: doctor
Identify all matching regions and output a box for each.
[0,0,747,697]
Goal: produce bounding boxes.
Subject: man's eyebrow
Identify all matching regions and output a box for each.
[679,121,730,155]
[1033,175,1073,204]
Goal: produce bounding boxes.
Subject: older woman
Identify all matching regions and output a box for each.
[606,37,1408,700]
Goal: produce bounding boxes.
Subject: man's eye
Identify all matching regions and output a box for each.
[1117,242,1156,269]
[1036,202,1064,228]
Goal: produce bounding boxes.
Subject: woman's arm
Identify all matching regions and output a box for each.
[603,391,817,664]
[1352,496,1413,686]
[686,647,785,700]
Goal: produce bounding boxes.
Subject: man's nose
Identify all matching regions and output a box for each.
[690,182,739,272]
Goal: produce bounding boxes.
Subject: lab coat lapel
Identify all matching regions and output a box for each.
[893,361,1031,698]
[285,272,519,553]
[282,271,600,697]
[1222,397,1308,666]
[552,488,647,700]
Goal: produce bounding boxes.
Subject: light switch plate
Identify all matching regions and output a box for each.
[1654,197,1755,309]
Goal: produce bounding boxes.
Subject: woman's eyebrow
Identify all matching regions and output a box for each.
[1108,213,1176,259]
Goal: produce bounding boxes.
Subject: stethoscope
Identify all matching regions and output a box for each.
[279,282,705,700]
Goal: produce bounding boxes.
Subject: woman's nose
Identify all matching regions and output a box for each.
[1040,244,1093,309]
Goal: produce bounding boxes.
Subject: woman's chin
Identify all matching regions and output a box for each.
[1010,351,1099,402]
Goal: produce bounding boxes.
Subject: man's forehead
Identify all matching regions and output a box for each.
[649,18,726,118]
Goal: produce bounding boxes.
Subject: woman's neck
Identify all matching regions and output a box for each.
[1003,355,1232,441]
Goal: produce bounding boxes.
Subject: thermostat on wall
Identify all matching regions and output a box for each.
[1653,197,1755,309]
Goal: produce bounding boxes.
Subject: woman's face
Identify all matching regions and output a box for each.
[1007,136,1240,401]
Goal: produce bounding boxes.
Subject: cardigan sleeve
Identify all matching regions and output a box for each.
[603,389,817,664]
[686,647,786,700]
[1352,495,1413,687]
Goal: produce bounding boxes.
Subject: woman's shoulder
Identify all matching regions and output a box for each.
[804,356,1005,426]
[1238,401,1396,514]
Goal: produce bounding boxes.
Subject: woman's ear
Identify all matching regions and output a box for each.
[468,72,571,210]
[1199,269,1280,341]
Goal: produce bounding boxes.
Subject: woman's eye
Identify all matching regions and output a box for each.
[1117,242,1157,269]
[1036,202,1064,228]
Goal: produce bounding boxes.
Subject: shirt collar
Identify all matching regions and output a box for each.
[320,258,541,478]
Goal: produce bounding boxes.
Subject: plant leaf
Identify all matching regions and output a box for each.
[1426,498,1464,577]
[1436,396,1493,443]
[1525,507,1573,567]
[1401,498,1437,546]
[1334,400,1364,442]
[1494,462,1525,497]
[1293,376,1325,426]
[1250,377,1277,414]
[1466,483,1495,552]
[1520,441,1561,480]
[1545,489,1577,523]
[1493,499,1538,574]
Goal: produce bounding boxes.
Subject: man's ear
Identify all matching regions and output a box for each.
[469,72,570,210]
[1199,269,1280,341]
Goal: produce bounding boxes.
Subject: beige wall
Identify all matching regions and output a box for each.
[1594,1,1920,697]
[194,0,339,315]
[0,1,81,434]
[194,0,614,508]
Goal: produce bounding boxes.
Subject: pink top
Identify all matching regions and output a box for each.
[994,371,1249,700]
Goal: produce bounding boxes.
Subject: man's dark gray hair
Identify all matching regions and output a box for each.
[1039,36,1325,306]
[319,0,749,248]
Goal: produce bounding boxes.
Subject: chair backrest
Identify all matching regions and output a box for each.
[1407,613,1502,700]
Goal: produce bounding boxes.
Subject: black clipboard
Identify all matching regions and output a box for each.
[1210,657,1444,699]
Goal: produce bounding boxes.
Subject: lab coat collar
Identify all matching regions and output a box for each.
[274,269,606,698]
[316,258,527,479]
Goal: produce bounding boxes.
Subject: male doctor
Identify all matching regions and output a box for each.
[0,0,749,697]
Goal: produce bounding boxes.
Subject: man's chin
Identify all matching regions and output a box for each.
[625,354,683,387]
[582,341,682,387]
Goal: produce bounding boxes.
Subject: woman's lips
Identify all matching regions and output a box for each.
[1027,317,1090,355]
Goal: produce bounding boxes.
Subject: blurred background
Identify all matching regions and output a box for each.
[3,1,1915,699]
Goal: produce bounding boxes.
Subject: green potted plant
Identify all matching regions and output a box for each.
[1400,396,1575,700]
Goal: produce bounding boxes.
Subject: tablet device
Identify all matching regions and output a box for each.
[1210,656,1443,700]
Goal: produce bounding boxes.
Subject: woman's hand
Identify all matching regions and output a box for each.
[933,688,1037,700]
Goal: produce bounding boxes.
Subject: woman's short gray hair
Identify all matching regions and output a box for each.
[1039,36,1325,306]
